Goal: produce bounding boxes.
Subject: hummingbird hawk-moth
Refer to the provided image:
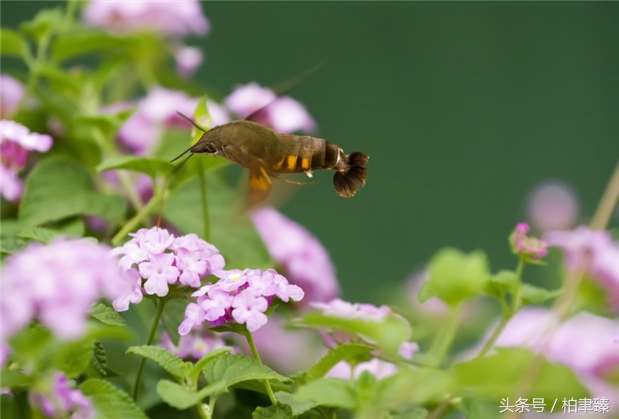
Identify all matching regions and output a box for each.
[171,115,369,205]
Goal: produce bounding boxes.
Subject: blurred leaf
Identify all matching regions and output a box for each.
[157,379,221,410]
[0,28,30,59]
[202,353,290,397]
[97,156,175,179]
[52,30,135,62]
[420,248,490,307]
[191,95,211,144]
[90,303,126,327]
[16,223,82,244]
[252,404,295,419]
[163,172,272,269]
[299,312,411,356]
[20,8,64,42]
[274,391,318,417]
[485,270,517,298]
[520,284,561,305]
[294,378,357,409]
[76,114,127,140]
[376,367,452,406]
[295,344,374,384]
[19,156,127,228]
[55,340,93,378]
[458,397,497,419]
[0,236,28,255]
[80,379,147,419]
[453,348,589,401]
[9,324,53,363]
[126,345,191,379]
[35,64,81,94]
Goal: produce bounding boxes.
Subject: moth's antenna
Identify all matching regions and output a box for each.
[176,111,208,133]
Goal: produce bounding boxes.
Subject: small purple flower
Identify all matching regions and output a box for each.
[160,330,228,360]
[112,227,225,310]
[510,222,548,261]
[179,268,304,335]
[0,120,53,201]
[312,298,392,322]
[231,290,269,332]
[526,180,580,232]
[225,83,316,134]
[82,0,209,37]
[175,45,204,77]
[31,372,95,419]
[1,239,127,342]
[546,226,619,312]
[251,207,340,304]
[0,74,25,118]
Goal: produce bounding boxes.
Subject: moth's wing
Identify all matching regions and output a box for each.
[247,164,273,207]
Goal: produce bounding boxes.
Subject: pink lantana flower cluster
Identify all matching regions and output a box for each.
[546,226,619,311]
[511,222,548,261]
[0,119,53,201]
[111,227,225,311]
[30,372,95,419]
[1,239,128,342]
[160,331,230,361]
[224,82,316,134]
[180,268,304,334]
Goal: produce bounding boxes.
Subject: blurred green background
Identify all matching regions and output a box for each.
[2,2,618,303]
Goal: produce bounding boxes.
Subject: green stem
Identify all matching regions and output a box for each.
[510,259,525,314]
[198,160,210,242]
[244,330,276,405]
[133,298,167,401]
[427,306,460,368]
[112,193,162,246]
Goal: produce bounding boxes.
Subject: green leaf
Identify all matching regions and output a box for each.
[485,270,517,298]
[295,344,374,384]
[18,156,127,227]
[376,367,452,406]
[458,397,497,419]
[35,64,81,94]
[419,248,490,307]
[202,353,290,397]
[294,378,357,409]
[55,340,94,377]
[97,156,175,179]
[157,379,221,410]
[274,392,318,417]
[90,303,126,327]
[85,341,108,378]
[391,406,429,419]
[0,369,35,388]
[52,30,135,63]
[299,312,411,356]
[126,345,190,379]
[0,28,30,59]
[520,284,561,305]
[189,347,232,378]
[76,114,127,140]
[0,236,28,255]
[20,8,64,42]
[80,379,147,419]
[453,348,590,401]
[253,404,295,419]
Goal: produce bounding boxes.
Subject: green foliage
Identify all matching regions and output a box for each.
[0,28,30,59]
[453,348,590,401]
[294,344,374,384]
[80,379,148,419]
[202,353,291,397]
[294,378,357,409]
[19,156,127,227]
[90,303,127,327]
[97,156,175,179]
[420,248,490,307]
[127,345,191,379]
[20,8,64,42]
